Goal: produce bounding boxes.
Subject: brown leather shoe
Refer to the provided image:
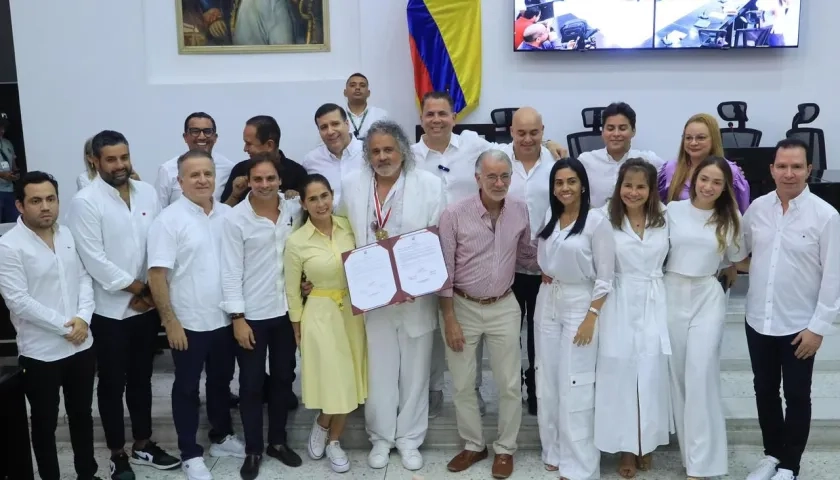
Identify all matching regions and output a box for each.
[446,448,488,472]
[491,454,514,479]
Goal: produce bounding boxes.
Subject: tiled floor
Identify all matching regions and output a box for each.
[50,444,840,479]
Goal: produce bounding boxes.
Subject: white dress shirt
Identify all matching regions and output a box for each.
[0,220,94,361]
[301,138,364,207]
[220,193,302,320]
[68,177,160,319]
[154,152,234,208]
[578,148,665,209]
[346,105,388,139]
[538,208,615,300]
[147,197,232,332]
[412,130,500,207]
[743,188,840,337]
[665,200,747,277]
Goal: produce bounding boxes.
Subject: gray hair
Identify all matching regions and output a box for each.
[475,149,513,174]
[177,149,215,176]
[83,136,96,179]
[363,120,416,171]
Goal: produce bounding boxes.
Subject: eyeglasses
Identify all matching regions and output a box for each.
[683,135,709,143]
[484,173,512,183]
[187,128,216,137]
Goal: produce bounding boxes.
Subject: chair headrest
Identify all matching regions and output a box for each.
[717,101,749,123]
[581,107,605,131]
[490,108,519,128]
[791,103,820,129]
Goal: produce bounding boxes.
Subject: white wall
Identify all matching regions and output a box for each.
[9,0,835,208]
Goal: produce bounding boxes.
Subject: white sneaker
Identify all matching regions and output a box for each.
[367,445,390,469]
[182,457,213,480]
[326,441,351,473]
[428,390,443,419]
[209,435,246,459]
[747,456,780,480]
[771,469,796,480]
[398,448,423,470]
[307,418,329,460]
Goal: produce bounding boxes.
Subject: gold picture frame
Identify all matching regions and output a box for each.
[176,0,330,54]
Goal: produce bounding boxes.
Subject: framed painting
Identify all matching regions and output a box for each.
[176,0,330,54]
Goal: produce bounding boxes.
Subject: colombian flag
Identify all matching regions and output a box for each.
[407,0,482,116]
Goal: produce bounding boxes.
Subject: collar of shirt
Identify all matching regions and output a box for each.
[415,132,461,159]
[94,175,137,200]
[773,185,810,212]
[176,195,226,217]
[15,216,59,242]
[473,193,507,218]
[244,191,286,218]
[374,170,407,206]
[301,215,348,239]
[327,137,363,162]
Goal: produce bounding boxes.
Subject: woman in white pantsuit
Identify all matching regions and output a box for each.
[594,159,672,479]
[534,158,615,480]
[664,156,746,480]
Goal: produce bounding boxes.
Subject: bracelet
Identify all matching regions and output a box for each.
[588,306,600,316]
[229,313,245,321]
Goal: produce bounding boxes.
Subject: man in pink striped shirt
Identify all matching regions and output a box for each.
[438,149,538,479]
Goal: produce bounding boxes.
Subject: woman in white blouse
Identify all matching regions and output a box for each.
[534,157,615,480]
[664,155,746,480]
[594,158,671,479]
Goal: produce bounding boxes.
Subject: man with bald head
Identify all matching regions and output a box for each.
[438,149,538,479]
[500,107,553,415]
[517,23,577,50]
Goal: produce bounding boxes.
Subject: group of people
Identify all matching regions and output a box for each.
[0,73,835,480]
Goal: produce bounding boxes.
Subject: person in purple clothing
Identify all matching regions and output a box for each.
[658,113,751,213]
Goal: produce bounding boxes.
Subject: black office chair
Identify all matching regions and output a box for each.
[717,101,762,148]
[559,19,599,50]
[734,27,771,47]
[490,108,519,144]
[737,10,765,29]
[786,103,826,170]
[566,107,606,158]
[698,28,728,48]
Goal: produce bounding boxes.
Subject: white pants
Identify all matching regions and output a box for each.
[665,273,728,477]
[364,310,433,450]
[430,318,483,391]
[535,282,600,480]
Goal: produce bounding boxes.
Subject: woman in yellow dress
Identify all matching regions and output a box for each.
[284,174,367,474]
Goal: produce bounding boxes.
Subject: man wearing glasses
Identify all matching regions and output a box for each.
[155,112,235,208]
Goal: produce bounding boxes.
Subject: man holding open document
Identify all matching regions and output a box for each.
[336,120,443,472]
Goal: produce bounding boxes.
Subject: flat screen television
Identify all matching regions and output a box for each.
[513,0,801,51]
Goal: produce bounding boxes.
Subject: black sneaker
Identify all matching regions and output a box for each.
[240,454,261,480]
[266,444,302,467]
[108,452,135,480]
[129,441,181,470]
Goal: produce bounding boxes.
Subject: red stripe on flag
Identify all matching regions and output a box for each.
[409,35,434,104]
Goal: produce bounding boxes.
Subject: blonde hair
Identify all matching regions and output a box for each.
[667,113,725,204]
[83,136,96,180]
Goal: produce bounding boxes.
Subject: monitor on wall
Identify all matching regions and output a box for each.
[513,0,801,51]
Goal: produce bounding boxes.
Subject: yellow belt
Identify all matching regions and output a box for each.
[309,288,349,310]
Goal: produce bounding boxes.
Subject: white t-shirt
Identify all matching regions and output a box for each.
[665,200,747,277]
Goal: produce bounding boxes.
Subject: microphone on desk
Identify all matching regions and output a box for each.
[728,122,740,148]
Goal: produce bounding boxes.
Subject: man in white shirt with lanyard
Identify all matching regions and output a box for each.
[741,138,840,480]
[344,73,388,139]
[413,91,566,418]
[499,107,553,416]
[302,103,365,207]
[577,102,664,208]
[220,153,303,480]
[147,150,246,480]
[68,130,180,479]
[154,112,235,208]
[0,171,98,480]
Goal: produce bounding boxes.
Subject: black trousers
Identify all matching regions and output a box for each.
[172,325,236,461]
[512,272,540,399]
[19,348,97,480]
[745,321,815,477]
[237,315,296,454]
[91,310,160,450]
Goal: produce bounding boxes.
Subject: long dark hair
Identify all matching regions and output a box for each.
[538,157,590,240]
[688,155,741,252]
[298,174,333,226]
[607,158,666,229]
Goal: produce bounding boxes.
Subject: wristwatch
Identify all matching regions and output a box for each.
[229,313,245,321]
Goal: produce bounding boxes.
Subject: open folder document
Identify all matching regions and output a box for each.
[341,227,451,315]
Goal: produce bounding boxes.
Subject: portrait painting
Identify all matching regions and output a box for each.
[176,0,330,54]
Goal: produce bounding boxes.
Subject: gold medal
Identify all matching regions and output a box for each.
[375,228,389,241]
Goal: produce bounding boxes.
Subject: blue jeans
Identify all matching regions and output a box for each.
[0,191,19,223]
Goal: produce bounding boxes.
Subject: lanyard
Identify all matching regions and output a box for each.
[349,108,369,138]
[373,185,392,230]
